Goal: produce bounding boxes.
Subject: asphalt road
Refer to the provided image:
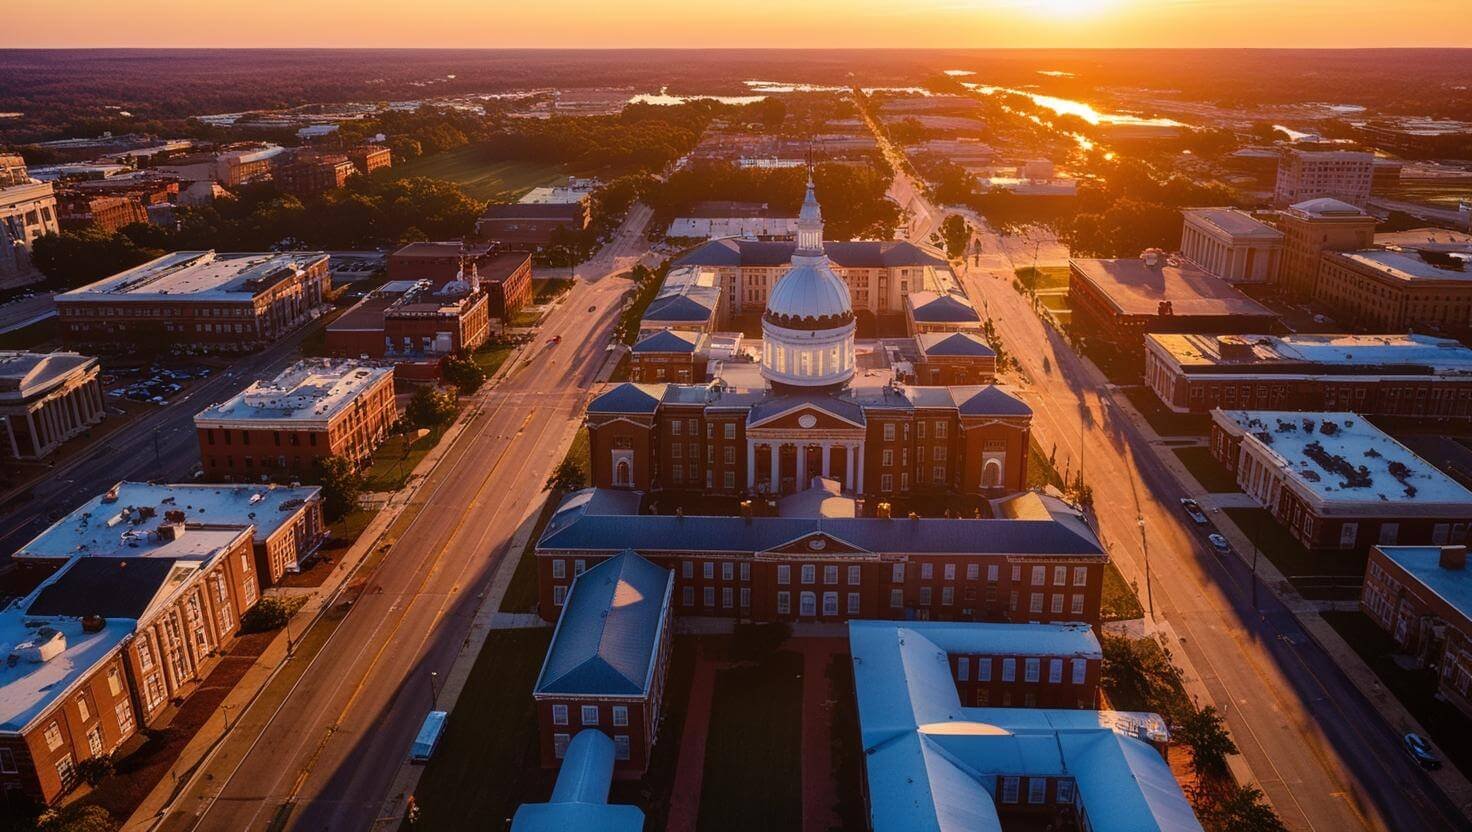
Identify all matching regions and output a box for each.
[159,208,650,831]
[956,212,1469,831]
[0,317,333,560]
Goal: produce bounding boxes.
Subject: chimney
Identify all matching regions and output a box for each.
[81,616,105,633]
[875,502,891,519]
[157,522,186,541]
[1439,545,1467,570]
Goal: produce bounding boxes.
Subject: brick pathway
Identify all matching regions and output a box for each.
[799,638,846,832]
[666,645,719,832]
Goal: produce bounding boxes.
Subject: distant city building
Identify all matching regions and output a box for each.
[327,276,490,375]
[1067,254,1278,351]
[848,619,1201,832]
[1267,198,1377,299]
[194,359,397,482]
[1178,208,1283,284]
[57,192,148,232]
[345,145,392,176]
[0,351,105,461]
[1145,333,1472,417]
[1273,149,1375,207]
[386,242,531,320]
[476,203,590,249]
[56,250,330,352]
[537,489,1107,625]
[15,480,325,586]
[0,162,59,284]
[1361,545,1472,719]
[273,152,355,197]
[154,142,283,187]
[1316,244,1472,334]
[534,551,674,773]
[1210,410,1472,552]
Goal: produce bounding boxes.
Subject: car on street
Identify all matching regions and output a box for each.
[1403,733,1441,770]
[1208,533,1230,555]
[1179,498,1209,526]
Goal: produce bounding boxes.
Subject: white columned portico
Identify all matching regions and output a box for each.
[855,444,865,493]
[746,440,757,488]
[821,443,832,478]
[770,442,781,490]
[796,444,807,489]
[844,444,855,488]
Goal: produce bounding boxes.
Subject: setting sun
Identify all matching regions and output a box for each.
[1035,0,1113,18]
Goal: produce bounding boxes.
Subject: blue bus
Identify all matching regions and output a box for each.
[410,710,448,764]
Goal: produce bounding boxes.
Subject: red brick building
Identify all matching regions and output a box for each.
[56,193,148,232]
[912,331,997,386]
[535,490,1106,626]
[0,522,261,806]
[475,202,590,249]
[627,330,708,384]
[346,145,392,175]
[1145,332,1472,417]
[387,243,533,322]
[55,251,330,353]
[1211,410,1472,552]
[1068,255,1278,352]
[1361,545,1472,718]
[195,360,397,482]
[533,551,674,773]
[274,152,355,197]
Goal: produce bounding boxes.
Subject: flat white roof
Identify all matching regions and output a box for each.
[195,359,392,428]
[1214,410,1472,506]
[1182,208,1284,242]
[58,250,327,304]
[1149,333,1472,376]
[16,482,320,560]
[1376,546,1472,623]
[1335,247,1472,282]
[0,352,97,402]
[0,609,131,733]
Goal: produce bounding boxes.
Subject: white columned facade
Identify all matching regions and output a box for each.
[770,443,780,490]
[821,443,832,477]
[844,444,855,487]
[796,445,807,490]
[746,440,757,488]
[855,444,865,493]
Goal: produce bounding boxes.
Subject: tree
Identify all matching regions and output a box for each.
[30,228,162,288]
[442,354,487,395]
[1174,705,1238,779]
[34,804,119,832]
[407,386,457,429]
[545,459,586,493]
[1101,634,1185,720]
[940,214,970,259]
[77,754,114,786]
[1196,784,1287,832]
[316,455,364,519]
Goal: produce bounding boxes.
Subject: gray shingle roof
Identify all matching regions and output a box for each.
[917,331,995,357]
[535,551,674,697]
[908,292,981,323]
[957,385,1033,417]
[631,330,701,354]
[587,383,665,414]
[26,558,178,619]
[747,393,867,427]
[642,290,718,322]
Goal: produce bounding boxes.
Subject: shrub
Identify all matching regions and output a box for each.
[240,596,305,634]
[407,386,457,428]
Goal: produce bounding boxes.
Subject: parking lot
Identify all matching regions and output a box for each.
[104,360,218,405]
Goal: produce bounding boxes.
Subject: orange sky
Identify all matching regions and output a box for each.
[6,0,1471,48]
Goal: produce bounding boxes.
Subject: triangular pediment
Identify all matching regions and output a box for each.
[765,530,870,556]
[747,399,865,430]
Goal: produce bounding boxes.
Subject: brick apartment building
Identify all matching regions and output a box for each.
[56,193,148,232]
[1067,255,1278,352]
[1361,545,1472,719]
[1210,410,1472,552]
[326,278,491,367]
[534,552,674,773]
[385,243,533,321]
[195,360,397,482]
[273,153,355,197]
[476,202,590,249]
[346,145,392,175]
[536,490,1107,626]
[1144,333,1472,418]
[55,251,330,353]
[14,482,326,587]
[0,351,106,461]
[0,522,261,805]
[913,331,997,386]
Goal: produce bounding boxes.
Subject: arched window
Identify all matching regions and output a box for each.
[615,460,631,487]
[982,459,1003,488]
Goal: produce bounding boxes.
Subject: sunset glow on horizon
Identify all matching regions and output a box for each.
[6,0,1471,48]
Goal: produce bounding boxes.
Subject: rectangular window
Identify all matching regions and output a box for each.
[1029,593,1043,614]
[554,733,571,759]
[703,587,714,606]
[822,592,838,615]
[1053,566,1067,586]
[683,561,693,579]
[740,587,751,608]
[722,562,734,581]
[824,565,838,585]
[890,589,904,608]
[703,562,714,580]
[957,657,970,681]
[1049,658,1063,684]
[966,564,979,581]
[941,587,954,606]
[987,564,999,582]
[1072,566,1088,586]
[552,704,568,725]
[581,705,599,726]
[552,559,566,579]
[55,756,76,790]
[44,722,63,751]
[977,657,992,682]
[1031,565,1045,586]
[724,423,736,440]
[847,592,860,614]
[920,587,933,605]
[612,706,629,727]
[1071,594,1084,615]
[921,563,934,580]
[1057,780,1075,804]
[1002,658,1016,682]
[847,565,861,586]
[1001,776,1020,803]
[574,560,586,576]
[801,565,816,584]
[777,591,791,614]
[1051,594,1064,614]
[115,701,134,736]
[1025,658,1040,683]
[0,749,15,774]
[892,563,905,583]
[944,564,956,581]
[1028,778,1047,804]
[76,696,90,723]
[778,565,791,585]
[723,587,734,608]
[614,734,631,761]
[553,585,567,606]
[682,586,694,606]
[740,562,751,582]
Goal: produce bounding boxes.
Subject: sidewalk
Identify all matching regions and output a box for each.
[121,344,527,831]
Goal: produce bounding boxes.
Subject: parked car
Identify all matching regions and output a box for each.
[1208,533,1230,555]
[1179,498,1209,526]
[1403,733,1441,770]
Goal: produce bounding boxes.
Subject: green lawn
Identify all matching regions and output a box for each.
[412,628,556,829]
[533,278,573,304]
[393,146,567,201]
[1171,446,1242,493]
[472,345,515,378]
[1222,507,1366,599]
[362,428,443,493]
[1102,562,1145,622]
[1027,438,1065,490]
[1016,265,1071,293]
[696,650,805,832]
[1322,611,1472,775]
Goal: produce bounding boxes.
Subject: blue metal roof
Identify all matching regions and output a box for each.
[677,239,948,270]
[918,331,996,358]
[510,730,646,832]
[957,385,1032,418]
[539,509,1103,558]
[587,383,665,414]
[643,290,717,322]
[535,551,674,697]
[909,293,981,323]
[747,393,867,427]
[631,329,700,354]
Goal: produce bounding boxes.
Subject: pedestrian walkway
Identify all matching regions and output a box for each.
[798,638,844,832]
[1198,492,1261,509]
[666,647,718,832]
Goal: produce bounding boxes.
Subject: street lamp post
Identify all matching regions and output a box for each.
[429,671,440,710]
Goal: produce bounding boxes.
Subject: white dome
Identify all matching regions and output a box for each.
[765,258,853,324]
